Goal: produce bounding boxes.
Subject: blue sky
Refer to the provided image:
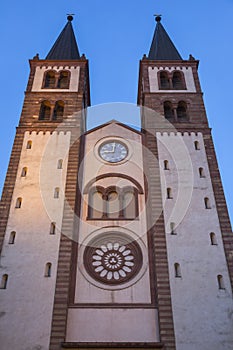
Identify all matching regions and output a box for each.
[0,0,232,223]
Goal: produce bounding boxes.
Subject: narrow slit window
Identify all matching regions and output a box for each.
[21,167,27,177]
[9,231,16,244]
[210,232,217,245]
[0,274,8,289]
[174,263,181,278]
[170,222,176,235]
[57,159,63,169]
[15,197,22,208]
[50,222,56,235]
[164,160,169,170]
[26,140,32,149]
[194,141,200,150]
[54,188,60,199]
[217,275,225,290]
[167,188,173,199]
[199,167,205,178]
[45,263,52,277]
[204,197,211,209]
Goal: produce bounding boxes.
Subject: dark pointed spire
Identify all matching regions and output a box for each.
[148,15,182,60]
[46,15,80,60]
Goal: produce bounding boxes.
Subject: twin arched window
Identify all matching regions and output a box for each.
[159,70,186,90]
[164,100,188,121]
[39,100,64,121]
[88,186,138,220]
[43,70,70,89]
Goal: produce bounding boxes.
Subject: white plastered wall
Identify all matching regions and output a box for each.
[32,66,80,92]
[66,123,160,343]
[0,131,71,350]
[157,132,233,350]
[148,66,196,93]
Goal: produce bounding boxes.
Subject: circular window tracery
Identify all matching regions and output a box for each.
[84,234,142,285]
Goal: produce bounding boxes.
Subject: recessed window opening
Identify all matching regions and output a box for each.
[174,263,181,278]
[170,222,176,235]
[164,160,169,170]
[21,167,27,177]
[177,101,188,120]
[57,71,70,89]
[199,167,205,178]
[9,231,16,244]
[172,71,185,90]
[217,275,225,290]
[26,140,32,149]
[164,101,174,119]
[0,274,8,289]
[167,187,173,199]
[204,197,211,209]
[57,159,63,169]
[194,141,200,150]
[54,188,60,199]
[160,71,170,89]
[52,100,64,120]
[210,232,217,245]
[45,263,52,277]
[15,197,22,208]
[39,100,51,120]
[50,222,56,235]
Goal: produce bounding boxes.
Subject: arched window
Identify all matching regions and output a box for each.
[57,71,70,89]
[172,71,185,89]
[107,190,119,219]
[21,167,27,177]
[26,140,32,149]
[217,275,225,289]
[122,190,136,219]
[54,188,60,199]
[9,231,16,244]
[204,197,211,209]
[199,167,205,178]
[44,71,56,88]
[0,274,8,289]
[15,197,22,208]
[164,101,174,119]
[194,141,200,150]
[170,222,176,235]
[52,101,64,120]
[89,190,104,219]
[45,263,52,277]
[177,101,188,120]
[210,232,217,245]
[159,71,170,89]
[57,159,63,169]
[174,263,181,278]
[167,188,173,199]
[164,160,169,170]
[39,100,51,120]
[50,222,56,235]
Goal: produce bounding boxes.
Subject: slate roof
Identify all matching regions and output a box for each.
[148,16,182,60]
[46,16,80,60]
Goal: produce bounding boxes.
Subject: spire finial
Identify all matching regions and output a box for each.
[67,14,75,21]
[154,14,162,22]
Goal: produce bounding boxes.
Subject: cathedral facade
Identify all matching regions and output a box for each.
[0,15,232,350]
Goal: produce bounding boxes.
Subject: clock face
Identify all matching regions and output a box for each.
[99,141,128,163]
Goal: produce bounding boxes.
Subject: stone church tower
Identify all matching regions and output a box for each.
[0,15,232,350]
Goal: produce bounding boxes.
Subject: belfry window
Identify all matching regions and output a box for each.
[164,101,174,120]
[159,71,170,89]
[39,101,51,120]
[177,101,188,120]
[57,71,70,89]
[44,71,56,88]
[52,101,64,120]
[172,71,185,90]
[107,191,119,219]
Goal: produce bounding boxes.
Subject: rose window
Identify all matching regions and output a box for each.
[84,235,142,285]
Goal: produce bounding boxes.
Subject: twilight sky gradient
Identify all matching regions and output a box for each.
[0,0,232,223]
